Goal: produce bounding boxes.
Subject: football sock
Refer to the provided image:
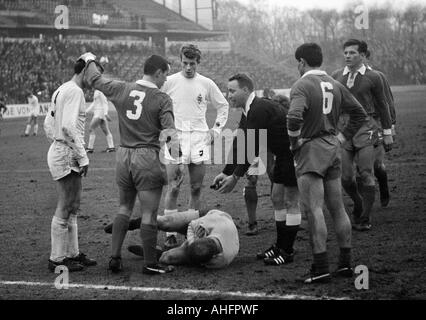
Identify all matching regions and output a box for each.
[24,124,31,135]
[283,212,301,254]
[339,247,352,267]
[313,252,329,274]
[106,133,114,149]
[274,209,287,249]
[342,180,363,216]
[33,124,38,135]
[88,133,96,149]
[374,166,389,200]
[111,214,129,258]
[140,224,158,266]
[243,186,258,225]
[361,185,375,224]
[50,216,69,262]
[165,209,178,238]
[67,214,79,258]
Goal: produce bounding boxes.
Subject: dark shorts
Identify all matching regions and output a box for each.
[293,135,341,181]
[272,152,297,186]
[343,117,379,152]
[116,147,167,191]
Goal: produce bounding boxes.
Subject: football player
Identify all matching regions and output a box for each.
[160,44,229,249]
[44,58,96,272]
[287,43,367,283]
[23,91,40,136]
[331,39,393,231]
[82,53,178,275]
[85,89,115,153]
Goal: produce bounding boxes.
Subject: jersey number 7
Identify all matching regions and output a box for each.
[127,90,146,120]
[320,82,333,115]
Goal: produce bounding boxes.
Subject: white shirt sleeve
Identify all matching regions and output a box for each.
[44,97,56,143]
[208,80,229,135]
[62,89,89,167]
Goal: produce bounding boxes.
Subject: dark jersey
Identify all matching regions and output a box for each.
[287,70,368,141]
[375,69,396,125]
[332,65,392,130]
[84,62,175,149]
[223,97,290,177]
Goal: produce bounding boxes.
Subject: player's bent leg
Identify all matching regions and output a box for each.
[188,162,206,210]
[100,120,115,151]
[324,177,353,277]
[298,173,331,283]
[341,149,363,224]
[87,118,101,151]
[109,187,137,273]
[374,145,390,207]
[49,172,84,272]
[159,241,191,266]
[138,188,174,274]
[356,146,376,230]
[244,174,259,235]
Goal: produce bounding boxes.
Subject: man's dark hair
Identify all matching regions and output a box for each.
[180,44,202,63]
[228,73,254,92]
[187,238,218,265]
[74,59,86,75]
[343,39,368,54]
[143,55,170,75]
[365,49,371,59]
[272,94,290,111]
[294,43,323,67]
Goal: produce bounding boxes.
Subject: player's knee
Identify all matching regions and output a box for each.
[246,175,258,186]
[374,161,385,171]
[359,170,374,186]
[190,183,202,196]
[243,185,257,200]
[167,183,180,198]
[271,190,283,207]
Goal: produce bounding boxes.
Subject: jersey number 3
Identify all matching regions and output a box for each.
[320,82,333,115]
[127,90,146,120]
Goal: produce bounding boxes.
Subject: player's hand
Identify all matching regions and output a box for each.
[212,173,227,190]
[79,165,89,177]
[79,52,96,63]
[194,225,207,238]
[337,132,346,144]
[218,174,239,194]
[383,134,393,152]
[391,124,396,142]
[170,163,185,187]
[205,129,219,145]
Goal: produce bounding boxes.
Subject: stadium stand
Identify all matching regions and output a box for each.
[0,38,295,104]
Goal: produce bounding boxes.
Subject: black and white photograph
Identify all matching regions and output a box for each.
[0,0,425,304]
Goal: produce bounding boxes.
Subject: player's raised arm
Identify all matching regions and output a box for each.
[339,84,368,140]
[208,80,229,137]
[82,56,126,107]
[61,88,89,167]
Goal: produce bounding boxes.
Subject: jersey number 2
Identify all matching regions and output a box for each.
[320,82,333,115]
[127,90,146,120]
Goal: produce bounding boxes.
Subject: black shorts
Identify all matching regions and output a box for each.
[272,152,297,186]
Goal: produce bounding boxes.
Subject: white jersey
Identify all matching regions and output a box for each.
[87,89,109,119]
[27,95,39,116]
[187,210,239,269]
[161,72,229,133]
[44,80,88,166]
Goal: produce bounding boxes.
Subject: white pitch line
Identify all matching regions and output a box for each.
[0,280,349,300]
[1,161,426,174]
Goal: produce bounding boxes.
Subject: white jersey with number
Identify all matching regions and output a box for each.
[161,72,229,134]
[27,95,39,116]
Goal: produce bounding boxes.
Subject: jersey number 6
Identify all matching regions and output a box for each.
[127,90,146,120]
[320,82,333,115]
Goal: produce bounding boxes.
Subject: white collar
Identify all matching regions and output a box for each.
[343,64,366,76]
[244,92,256,115]
[301,69,328,78]
[135,79,158,89]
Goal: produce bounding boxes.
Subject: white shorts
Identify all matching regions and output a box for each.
[165,131,210,165]
[47,141,80,180]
